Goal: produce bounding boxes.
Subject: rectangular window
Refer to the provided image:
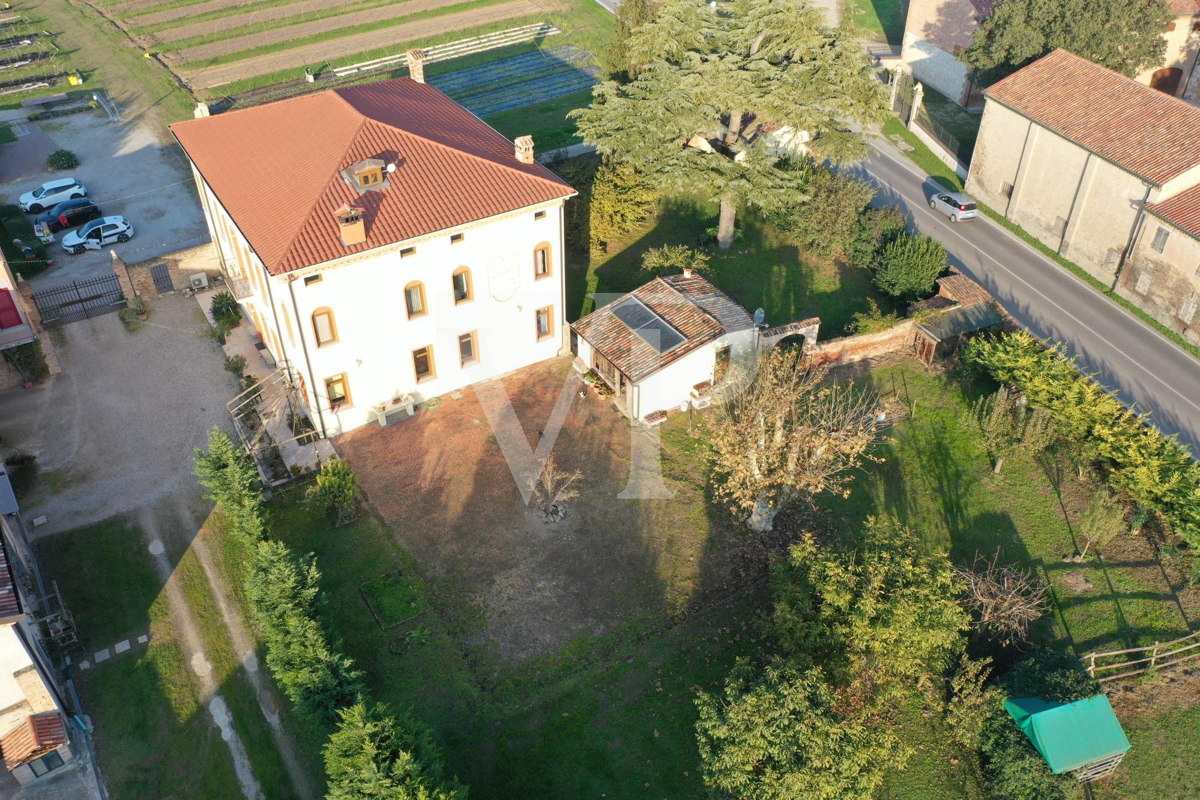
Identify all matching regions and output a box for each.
[313,309,336,346]
[569,329,578,356]
[451,233,464,244]
[452,270,471,303]
[413,346,435,381]
[536,305,553,340]
[400,246,416,258]
[534,210,546,220]
[1152,226,1170,253]
[304,274,322,286]
[1135,272,1153,294]
[325,374,350,409]
[459,332,478,365]
[1105,248,1121,267]
[534,246,550,279]
[1181,297,1198,324]
[1000,181,1013,199]
[405,284,425,318]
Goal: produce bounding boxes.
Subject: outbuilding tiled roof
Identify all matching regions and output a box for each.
[571,274,752,382]
[1147,185,1200,239]
[1170,1,1200,14]
[985,49,1200,186]
[0,530,21,622]
[0,712,66,770]
[170,78,575,275]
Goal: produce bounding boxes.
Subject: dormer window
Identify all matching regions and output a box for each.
[340,157,390,194]
[356,166,382,188]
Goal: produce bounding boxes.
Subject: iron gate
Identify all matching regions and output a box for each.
[892,70,914,123]
[150,263,174,294]
[32,273,125,327]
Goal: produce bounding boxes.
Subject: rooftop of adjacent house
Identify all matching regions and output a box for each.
[571,274,754,383]
[170,78,575,275]
[0,525,20,622]
[0,711,66,770]
[1148,183,1200,239]
[1171,0,1200,14]
[985,49,1200,186]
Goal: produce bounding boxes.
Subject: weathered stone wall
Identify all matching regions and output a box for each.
[1116,220,1200,345]
[808,320,917,368]
[902,34,970,105]
[966,101,1030,212]
[1057,157,1148,282]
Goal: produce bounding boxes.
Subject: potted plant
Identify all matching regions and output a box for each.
[210,291,241,328]
[2,341,48,388]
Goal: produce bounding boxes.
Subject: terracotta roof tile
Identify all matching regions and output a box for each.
[0,532,21,621]
[571,274,752,382]
[1148,184,1200,239]
[1170,0,1200,14]
[170,78,575,275]
[936,269,992,306]
[0,712,66,770]
[985,49,1200,186]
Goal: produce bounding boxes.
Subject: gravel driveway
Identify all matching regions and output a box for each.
[0,112,210,287]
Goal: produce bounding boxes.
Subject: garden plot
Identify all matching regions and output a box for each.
[146,0,368,45]
[123,0,267,28]
[431,43,599,116]
[181,0,550,90]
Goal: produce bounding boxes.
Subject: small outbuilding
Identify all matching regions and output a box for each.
[1004,695,1131,783]
[569,272,757,423]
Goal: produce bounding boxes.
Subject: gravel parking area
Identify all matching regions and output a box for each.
[0,295,237,536]
[0,112,210,286]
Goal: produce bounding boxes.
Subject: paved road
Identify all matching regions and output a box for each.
[854,139,1200,456]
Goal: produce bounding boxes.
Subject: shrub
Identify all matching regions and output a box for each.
[224,354,247,378]
[551,156,598,251]
[2,340,50,381]
[766,162,875,258]
[979,705,1069,800]
[3,453,37,498]
[210,291,241,326]
[45,149,79,171]
[873,233,946,300]
[193,428,265,542]
[847,298,901,334]
[306,456,361,526]
[1000,649,1100,703]
[117,298,149,331]
[850,206,907,271]
[590,156,656,252]
[640,244,710,278]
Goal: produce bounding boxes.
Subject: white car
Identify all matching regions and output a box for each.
[929,191,978,222]
[19,178,87,213]
[61,216,134,254]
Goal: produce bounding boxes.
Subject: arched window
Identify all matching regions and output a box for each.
[1150,67,1183,96]
[405,281,427,319]
[452,267,473,304]
[312,307,338,347]
[533,242,552,280]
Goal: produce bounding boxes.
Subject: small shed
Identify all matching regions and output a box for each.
[914,302,1003,363]
[1004,695,1131,782]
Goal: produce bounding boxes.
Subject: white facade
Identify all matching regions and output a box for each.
[193,168,568,435]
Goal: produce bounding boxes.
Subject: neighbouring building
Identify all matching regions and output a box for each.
[171,54,576,436]
[901,0,1200,107]
[0,252,36,354]
[966,49,1200,287]
[900,0,990,107]
[569,271,757,423]
[0,471,76,788]
[1117,184,1200,341]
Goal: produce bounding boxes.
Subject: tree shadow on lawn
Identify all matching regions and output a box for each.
[574,196,889,337]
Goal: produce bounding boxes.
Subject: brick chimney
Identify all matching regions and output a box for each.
[682,267,694,278]
[515,135,535,165]
[407,48,426,84]
[335,204,365,247]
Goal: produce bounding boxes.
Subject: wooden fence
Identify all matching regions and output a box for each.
[1086,630,1200,683]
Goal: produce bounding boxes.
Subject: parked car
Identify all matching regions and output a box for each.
[61,216,134,254]
[19,178,87,213]
[929,191,978,222]
[35,197,96,228]
[38,200,102,234]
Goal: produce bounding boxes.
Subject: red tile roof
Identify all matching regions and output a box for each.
[571,274,752,382]
[0,712,67,770]
[0,532,21,621]
[985,49,1200,186]
[171,78,575,275]
[1147,185,1200,239]
[1170,1,1200,14]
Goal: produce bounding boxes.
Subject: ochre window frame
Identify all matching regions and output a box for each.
[405,281,427,319]
[533,242,552,280]
[312,307,338,347]
[281,304,295,344]
[413,345,436,382]
[535,305,554,340]
[451,267,473,305]
[459,331,478,366]
[325,373,351,410]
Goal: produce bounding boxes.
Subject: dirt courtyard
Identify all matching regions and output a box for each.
[335,357,748,660]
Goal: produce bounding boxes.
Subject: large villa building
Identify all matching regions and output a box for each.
[171,57,575,436]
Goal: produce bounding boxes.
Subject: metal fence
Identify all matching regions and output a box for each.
[31,273,125,327]
[913,107,973,165]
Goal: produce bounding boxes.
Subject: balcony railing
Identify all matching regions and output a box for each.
[226,274,252,300]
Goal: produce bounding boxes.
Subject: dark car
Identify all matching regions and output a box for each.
[34,197,92,227]
[40,200,102,234]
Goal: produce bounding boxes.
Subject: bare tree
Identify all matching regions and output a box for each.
[954,550,1050,646]
[1076,489,1126,561]
[708,348,880,533]
[528,454,583,524]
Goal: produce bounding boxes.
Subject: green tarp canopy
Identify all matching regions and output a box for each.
[1004,695,1131,774]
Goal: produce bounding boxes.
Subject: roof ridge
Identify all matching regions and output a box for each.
[338,82,570,194]
[654,275,725,330]
[275,115,370,270]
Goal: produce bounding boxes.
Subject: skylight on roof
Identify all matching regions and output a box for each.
[611,297,685,353]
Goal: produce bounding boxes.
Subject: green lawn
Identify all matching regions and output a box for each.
[484,88,591,153]
[920,86,981,163]
[573,197,898,337]
[1096,698,1200,799]
[0,124,15,145]
[846,0,909,46]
